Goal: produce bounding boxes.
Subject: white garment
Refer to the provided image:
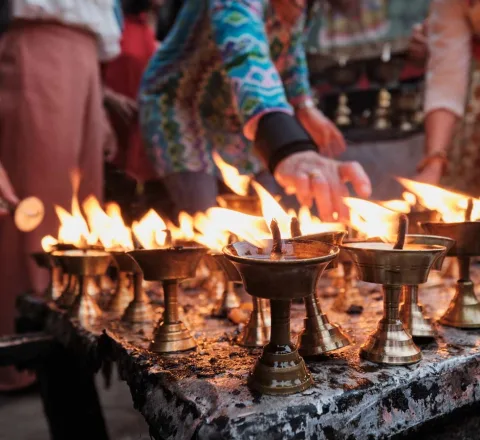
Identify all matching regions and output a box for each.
[424,0,472,118]
[12,0,121,61]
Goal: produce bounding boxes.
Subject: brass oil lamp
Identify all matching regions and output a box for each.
[107,251,135,314]
[110,252,154,324]
[291,225,352,356]
[238,297,271,348]
[399,235,455,339]
[128,245,207,353]
[422,212,480,328]
[342,216,445,365]
[205,252,241,318]
[31,252,64,300]
[224,220,339,395]
[51,250,112,324]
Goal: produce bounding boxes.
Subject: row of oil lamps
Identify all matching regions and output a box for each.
[31,215,480,396]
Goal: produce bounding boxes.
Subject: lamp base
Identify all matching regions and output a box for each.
[122,295,154,324]
[69,292,102,324]
[439,280,480,328]
[360,319,421,365]
[212,283,241,318]
[248,345,313,395]
[149,322,196,353]
[400,301,435,338]
[298,314,351,357]
[238,298,270,348]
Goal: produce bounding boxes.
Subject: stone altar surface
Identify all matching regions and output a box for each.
[18,272,480,440]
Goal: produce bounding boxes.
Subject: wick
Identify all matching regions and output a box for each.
[465,198,474,222]
[270,219,283,258]
[163,229,173,248]
[290,217,302,238]
[393,214,408,250]
[228,233,238,245]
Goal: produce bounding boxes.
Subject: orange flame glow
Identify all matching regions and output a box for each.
[344,197,398,240]
[41,235,58,252]
[131,209,167,249]
[397,177,480,222]
[213,151,251,197]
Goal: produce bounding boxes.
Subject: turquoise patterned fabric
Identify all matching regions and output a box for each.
[139,0,311,177]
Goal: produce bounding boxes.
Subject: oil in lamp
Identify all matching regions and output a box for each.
[291,224,352,356]
[342,215,445,365]
[51,250,112,323]
[399,234,455,339]
[128,243,207,353]
[423,203,480,327]
[31,252,64,300]
[224,220,339,395]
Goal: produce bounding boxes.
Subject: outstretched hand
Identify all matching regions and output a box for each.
[274,151,372,221]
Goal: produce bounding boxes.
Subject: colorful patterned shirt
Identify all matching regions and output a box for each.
[139,0,312,177]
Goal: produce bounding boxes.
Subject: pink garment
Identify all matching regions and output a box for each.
[0,22,108,390]
[424,0,472,118]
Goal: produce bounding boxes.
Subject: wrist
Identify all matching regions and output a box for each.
[416,151,448,174]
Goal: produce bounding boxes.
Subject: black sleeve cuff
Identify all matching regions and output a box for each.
[254,112,316,174]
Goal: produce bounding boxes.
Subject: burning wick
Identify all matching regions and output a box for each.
[163,229,173,248]
[270,219,283,258]
[393,214,409,250]
[228,233,239,245]
[290,217,302,238]
[465,198,474,222]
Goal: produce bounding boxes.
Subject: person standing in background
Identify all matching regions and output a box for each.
[0,0,121,391]
[306,0,430,200]
[139,0,370,222]
[417,0,480,195]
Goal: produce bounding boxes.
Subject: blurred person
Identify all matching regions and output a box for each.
[0,0,121,391]
[139,0,372,223]
[416,0,480,194]
[307,0,430,200]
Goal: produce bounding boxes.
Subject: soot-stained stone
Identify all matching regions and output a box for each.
[16,270,480,440]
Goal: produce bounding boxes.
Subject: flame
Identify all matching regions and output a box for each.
[403,192,417,206]
[297,206,345,234]
[251,181,292,237]
[344,197,398,240]
[204,207,270,247]
[192,212,230,252]
[41,235,58,252]
[378,199,411,214]
[213,151,250,196]
[131,209,167,249]
[54,204,96,247]
[397,177,480,222]
[104,202,134,250]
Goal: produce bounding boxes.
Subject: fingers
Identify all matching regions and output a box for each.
[310,172,334,221]
[339,161,372,198]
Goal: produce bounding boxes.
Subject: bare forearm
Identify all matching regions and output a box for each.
[424,109,458,155]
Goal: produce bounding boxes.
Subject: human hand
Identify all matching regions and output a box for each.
[0,162,19,215]
[296,107,346,158]
[104,88,138,126]
[408,21,428,63]
[274,151,371,221]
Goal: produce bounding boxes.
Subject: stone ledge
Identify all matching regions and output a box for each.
[17,277,480,440]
